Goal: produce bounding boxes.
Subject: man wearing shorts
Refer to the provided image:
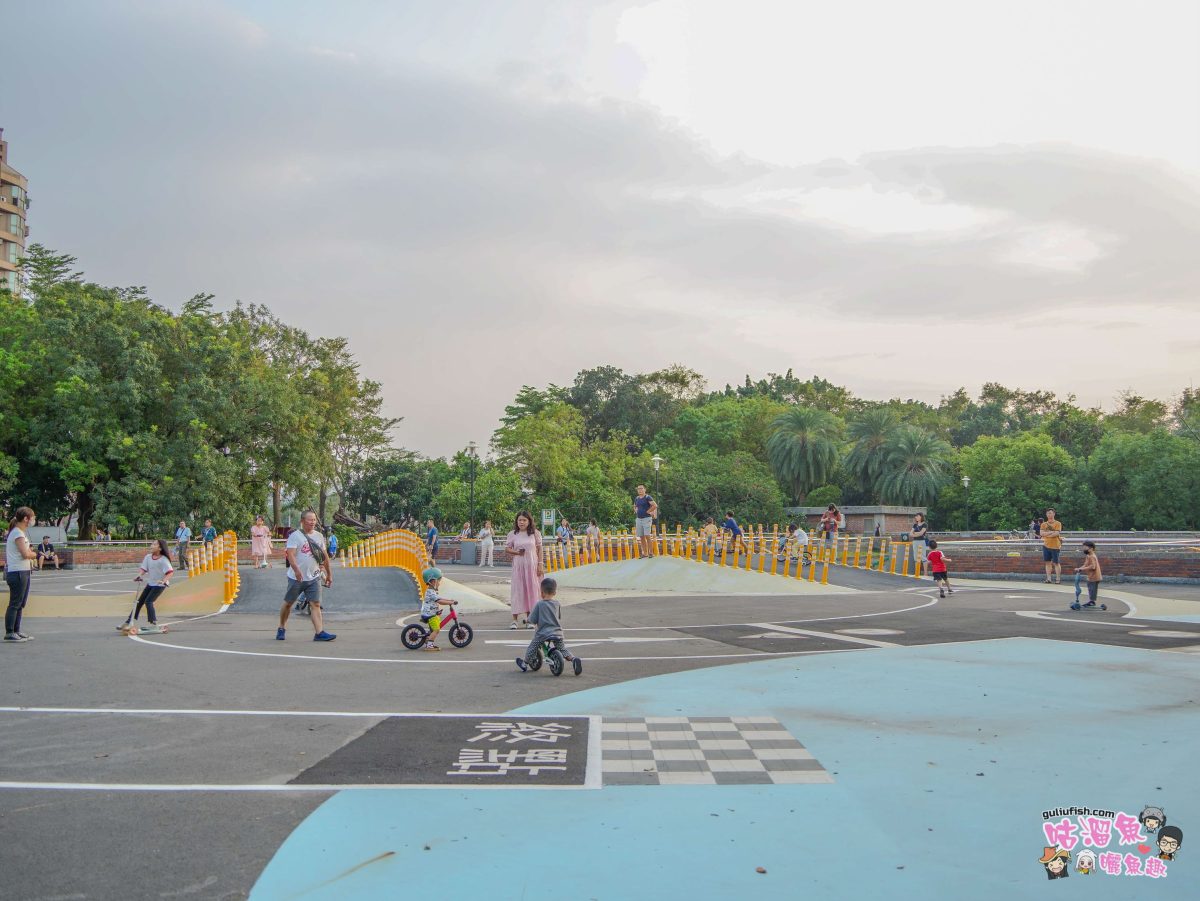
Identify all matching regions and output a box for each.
[1041,508,1063,584]
[277,511,335,641]
[633,485,658,558]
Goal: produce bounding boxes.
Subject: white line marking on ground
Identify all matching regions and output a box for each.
[585,715,602,790]
[0,781,597,792]
[748,623,901,648]
[160,604,231,628]
[125,634,850,664]
[1008,610,1151,628]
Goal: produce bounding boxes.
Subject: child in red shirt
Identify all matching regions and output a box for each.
[926,539,954,598]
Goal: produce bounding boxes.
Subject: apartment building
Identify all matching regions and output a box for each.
[0,127,30,293]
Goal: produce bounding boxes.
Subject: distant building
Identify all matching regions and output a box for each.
[785,505,927,537]
[0,128,30,293]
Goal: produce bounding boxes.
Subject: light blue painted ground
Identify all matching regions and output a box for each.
[251,639,1200,900]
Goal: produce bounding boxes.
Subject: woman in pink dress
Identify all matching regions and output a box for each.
[505,510,543,629]
[250,515,273,569]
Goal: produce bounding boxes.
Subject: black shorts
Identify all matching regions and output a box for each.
[284,578,321,603]
[932,571,949,583]
[1042,547,1060,563]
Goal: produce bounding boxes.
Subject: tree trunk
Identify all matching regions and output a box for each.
[76,490,95,540]
[318,480,328,525]
[272,482,282,526]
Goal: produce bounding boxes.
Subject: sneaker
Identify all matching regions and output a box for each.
[1082,601,1096,608]
[17,633,33,640]
[572,657,582,676]
[424,643,440,652]
[947,589,954,595]
[509,621,519,630]
[523,620,534,629]
[276,628,286,640]
[313,631,336,642]
[515,657,528,672]
[939,590,945,598]
[3,633,27,642]
[117,622,131,631]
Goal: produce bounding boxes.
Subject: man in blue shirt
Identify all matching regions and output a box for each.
[633,485,658,558]
[426,520,439,558]
[202,519,218,544]
[175,520,192,570]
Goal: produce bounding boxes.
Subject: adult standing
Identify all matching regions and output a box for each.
[477,519,495,567]
[426,520,439,560]
[202,519,218,545]
[505,511,543,629]
[1041,508,1063,584]
[585,520,601,556]
[633,485,658,558]
[459,522,472,540]
[277,511,335,642]
[5,507,37,641]
[910,513,930,576]
[555,518,573,547]
[820,505,841,549]
[175,520,192,569]
[250,515,272,569]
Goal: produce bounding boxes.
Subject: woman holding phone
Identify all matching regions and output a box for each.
[505,510,543,630]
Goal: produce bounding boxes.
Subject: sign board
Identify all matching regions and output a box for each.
[542,509,556,526]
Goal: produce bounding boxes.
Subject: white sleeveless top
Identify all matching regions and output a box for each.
[6,527,31,572]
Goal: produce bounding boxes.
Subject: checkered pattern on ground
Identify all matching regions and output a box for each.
[600,716,833,786]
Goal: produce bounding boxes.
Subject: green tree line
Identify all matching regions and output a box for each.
[0,247,396,537]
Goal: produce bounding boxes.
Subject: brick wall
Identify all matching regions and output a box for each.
[942,542,1200,583]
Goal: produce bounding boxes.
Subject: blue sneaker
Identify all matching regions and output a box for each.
[313,631,336,642]
[515,657,528,672]
[276,628,285,640]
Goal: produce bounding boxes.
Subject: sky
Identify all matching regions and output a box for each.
[4,0,1199,458]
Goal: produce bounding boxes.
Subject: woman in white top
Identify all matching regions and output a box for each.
[477,519,495,567]
[5,507,38,641]
[120,539,175,632]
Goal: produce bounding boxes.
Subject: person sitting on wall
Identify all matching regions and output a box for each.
[36,536,61,571]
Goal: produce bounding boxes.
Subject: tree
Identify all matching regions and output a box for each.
[1087,431,1200,529]
[652,447,786,527]
[877,426,952,506]
[765,407,843,503]
[844,408,901,500]
[656,395,788,461]
[1105,391,1169,434]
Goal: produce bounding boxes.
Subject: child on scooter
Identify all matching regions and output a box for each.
[1074,541,1102,607]
[515,577,582,675]
[420,567,456,652]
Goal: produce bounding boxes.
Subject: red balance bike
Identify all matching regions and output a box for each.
[401,603,474,650]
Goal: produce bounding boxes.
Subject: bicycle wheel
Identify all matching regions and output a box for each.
[548,649,565,677]
[448,623,474,648]
[400,624,427,650]
[528,646,544,671]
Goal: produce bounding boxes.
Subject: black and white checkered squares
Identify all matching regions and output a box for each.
[600,716,832,786]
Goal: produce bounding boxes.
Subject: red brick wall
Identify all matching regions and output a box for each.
[942,542,1200,582]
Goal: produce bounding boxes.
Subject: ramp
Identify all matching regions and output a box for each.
[230,567,419,616]
[550,557,855,595]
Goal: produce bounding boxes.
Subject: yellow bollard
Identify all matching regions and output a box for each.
[807,552,817,581]
[890,544,899,575]
[821,557,829,584]
[865,539,874,571]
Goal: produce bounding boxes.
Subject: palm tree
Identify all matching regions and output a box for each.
[845,408,901,500]
[879,425,952,505]
[766,407,843,503]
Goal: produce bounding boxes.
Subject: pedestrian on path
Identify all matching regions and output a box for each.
[910,513,930,575]
[505,510,543,629]
[426,519,439,560]
[477,520,495,567]
[820,505,841,548]
[202,519,217,545]
[277,511,335,642]
[120,540,173,631]
[1041,508,1063,583]
[4,507,37,641]
[251,515,272,569]
[175,520,192,569]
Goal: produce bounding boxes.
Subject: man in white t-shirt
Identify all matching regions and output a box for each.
[277,511,335,642]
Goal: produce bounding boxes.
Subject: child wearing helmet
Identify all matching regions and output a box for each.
[419,567,455,652]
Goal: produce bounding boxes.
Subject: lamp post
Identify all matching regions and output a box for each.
[467,440,478,534]
[651,454,663,498]
[962,475,971,534]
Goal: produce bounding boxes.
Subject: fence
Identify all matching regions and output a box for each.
[340,528,434,595]
[186,530,240,605]
[539,525,924,585]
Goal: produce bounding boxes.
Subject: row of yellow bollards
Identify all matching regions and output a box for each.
[186,531,241,605]
[341,528,435,595]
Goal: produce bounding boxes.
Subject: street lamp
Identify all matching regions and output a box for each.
[651,454,664,497]
[467,440,478,533]
[962,475,971,533]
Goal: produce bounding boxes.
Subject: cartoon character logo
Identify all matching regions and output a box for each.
[1139,805,1167,834]
[1039,846,1071,879]
[1157,826,1183,861]
[1075,849,1096,875]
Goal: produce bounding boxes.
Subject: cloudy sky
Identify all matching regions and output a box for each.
[5,0,1199,457]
